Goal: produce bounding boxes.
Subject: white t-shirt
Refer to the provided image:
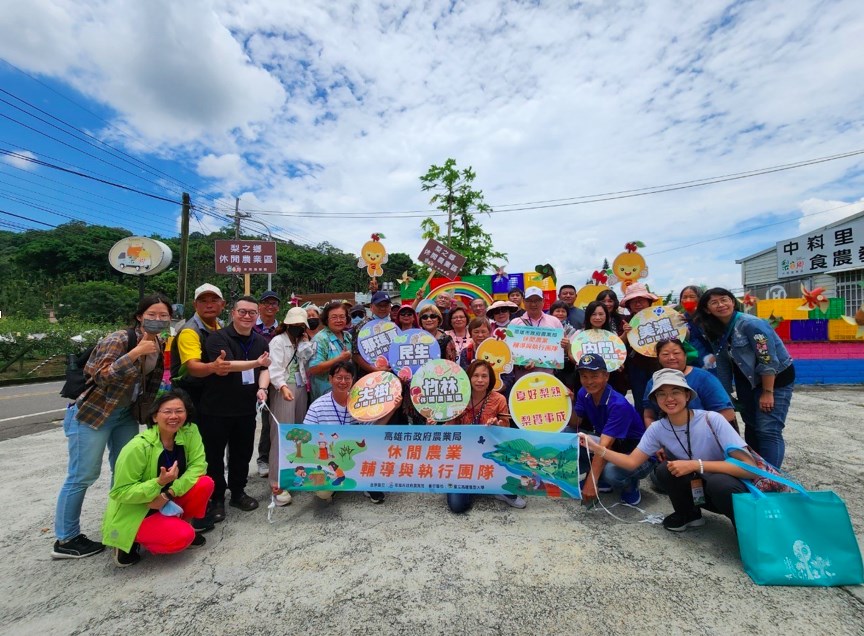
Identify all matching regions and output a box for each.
[637,410,746,461]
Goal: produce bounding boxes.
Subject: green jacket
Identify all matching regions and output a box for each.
[102,423,206,552]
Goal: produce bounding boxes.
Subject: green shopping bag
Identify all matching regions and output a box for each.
[731,460,863,586]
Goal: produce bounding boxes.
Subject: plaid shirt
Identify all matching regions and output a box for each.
[76,327,164,428]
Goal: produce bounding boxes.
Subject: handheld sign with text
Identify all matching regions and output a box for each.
[626,306,689,356]
[507,324,565,369]
[348,371,402,422]
[509,373,572,433]
[570,329,627,371]
[410,359,471,422]
[417,238,466,280]
[356,319,399,365]
[387,329,441,376]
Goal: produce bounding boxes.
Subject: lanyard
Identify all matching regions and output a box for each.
[468,394,490,425]
[712,312,739,356]
[670,410,693,459]
[238,333,255,360]
[330,394,347,426]
[525,316,542,328]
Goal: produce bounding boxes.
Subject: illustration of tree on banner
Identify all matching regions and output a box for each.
[286,427,312,456]
[419,158,506,275]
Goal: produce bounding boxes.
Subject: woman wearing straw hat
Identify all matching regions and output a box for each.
[580,368,758,532]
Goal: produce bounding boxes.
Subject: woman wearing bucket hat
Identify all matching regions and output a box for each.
[262,307,314,505]
[620,283,661,417]
[580,368,759,532]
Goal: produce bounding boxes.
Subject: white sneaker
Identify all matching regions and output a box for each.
[494,494,527,509]
[257,460,269,478]
[274,490,292,506]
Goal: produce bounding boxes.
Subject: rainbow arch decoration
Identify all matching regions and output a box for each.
[424,281,493,307]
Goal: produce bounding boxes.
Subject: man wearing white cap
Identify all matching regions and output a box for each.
[507,287,564,382]
[170,283,231,408]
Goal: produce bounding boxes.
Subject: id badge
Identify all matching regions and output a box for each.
[690,477,706,506]
[295,372,303,387]
[241,368,255,385]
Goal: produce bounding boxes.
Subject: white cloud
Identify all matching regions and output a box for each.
[1,150,38,171]
[3,0,864,296]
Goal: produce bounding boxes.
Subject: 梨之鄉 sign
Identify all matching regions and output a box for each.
[215,240,277,274]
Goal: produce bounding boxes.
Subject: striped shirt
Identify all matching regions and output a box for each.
[303,392,362,425]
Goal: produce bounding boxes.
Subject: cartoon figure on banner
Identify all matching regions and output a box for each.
[358,233,388,278]
[607,241,648,293]
[575,267,611,309]
[475,335,513,391]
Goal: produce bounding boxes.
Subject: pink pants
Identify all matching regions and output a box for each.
[135,475,214,554]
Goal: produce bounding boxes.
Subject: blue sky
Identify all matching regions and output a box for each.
[1,0,863,296]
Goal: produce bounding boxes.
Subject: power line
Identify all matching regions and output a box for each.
[0,208,57,228]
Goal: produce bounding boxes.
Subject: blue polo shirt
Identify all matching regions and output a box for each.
[574,385,645,452]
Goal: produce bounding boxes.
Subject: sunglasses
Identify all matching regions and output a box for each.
[420,314,439,320]
[398,310,414,316]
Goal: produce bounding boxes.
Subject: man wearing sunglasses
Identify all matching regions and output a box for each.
[199,296,272,523]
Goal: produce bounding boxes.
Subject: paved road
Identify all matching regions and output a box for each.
[0,381,68,441]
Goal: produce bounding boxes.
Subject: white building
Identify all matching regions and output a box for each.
[736,210,864,315]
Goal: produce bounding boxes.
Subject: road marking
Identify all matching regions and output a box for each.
[0,390,60,401]
[0,408,66,423]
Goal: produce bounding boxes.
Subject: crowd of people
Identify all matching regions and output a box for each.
[50,277,794,567]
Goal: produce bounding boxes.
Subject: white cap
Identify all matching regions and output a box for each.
[194,283,223,300]
[524,286,544,300]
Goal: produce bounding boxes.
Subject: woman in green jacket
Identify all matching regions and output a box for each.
[102,390,214,567]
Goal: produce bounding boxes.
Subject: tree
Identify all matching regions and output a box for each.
[286,428,312,456]
[419,158,506,275]
[55,281,139,323]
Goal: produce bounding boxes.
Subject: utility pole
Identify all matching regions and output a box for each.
[177,192,190,314]
[445,194,453,247]
[233,197,241,239]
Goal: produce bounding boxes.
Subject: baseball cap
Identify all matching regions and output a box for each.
[260,290,280,303]
[524,286,544,300]
[576,353,607,372]
[194,283,223,300]
[371,291,391,305]
[350,304,366,317]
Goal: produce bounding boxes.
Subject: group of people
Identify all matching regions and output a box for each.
[51,276,794,567]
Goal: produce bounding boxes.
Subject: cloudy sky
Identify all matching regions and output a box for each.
[1,0,863,296]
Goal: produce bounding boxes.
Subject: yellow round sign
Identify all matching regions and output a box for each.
[508,373,572,433]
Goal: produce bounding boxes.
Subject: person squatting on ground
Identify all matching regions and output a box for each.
[581,368,759,532]
[102,390,214,567]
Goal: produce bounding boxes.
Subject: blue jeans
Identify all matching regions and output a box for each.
[602,458,656,492]
[736,382,793,468]
[54,404,139,541]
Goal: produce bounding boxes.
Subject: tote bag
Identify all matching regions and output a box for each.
[730,458,863,586]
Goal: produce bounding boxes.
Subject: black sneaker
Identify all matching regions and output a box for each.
[229,492,259,511]
[209,498,226,523]
[192,515,216,533]
[662,510,706,532]
[113,543,141,568]
[51,534,105,560]
[189,533,206,548]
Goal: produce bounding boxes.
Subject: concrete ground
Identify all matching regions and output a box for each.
[1,386,863,636]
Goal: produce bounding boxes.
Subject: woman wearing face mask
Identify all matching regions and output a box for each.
[262,307,314,506]
[52,294,172,561]
[305,305,322,339]
[678,285,713,371]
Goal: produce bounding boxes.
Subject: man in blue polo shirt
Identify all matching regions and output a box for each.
[573,353,653,506]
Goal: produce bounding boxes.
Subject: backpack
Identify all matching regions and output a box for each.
[169,320,213,389]
[59,327,138,400]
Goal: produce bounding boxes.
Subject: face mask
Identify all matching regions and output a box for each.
[351,315,363,326]
[682,300,698,313]
[142,319,170,335]
[307,318,320,330]
[288,326,305,338]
